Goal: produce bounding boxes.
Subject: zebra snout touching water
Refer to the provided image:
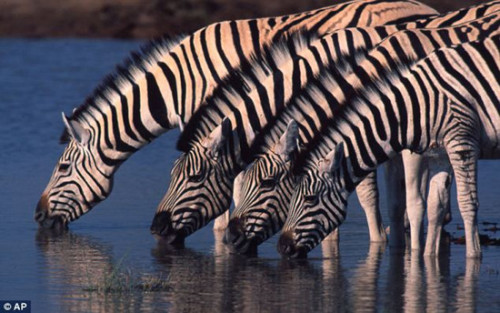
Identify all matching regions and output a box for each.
[150,211,185,245]
[223,217,261,255]
[35,194,67,232]
[224,134,299,254]
[35,124,115,230]
[280,36,500,259]
[150,119,238,244]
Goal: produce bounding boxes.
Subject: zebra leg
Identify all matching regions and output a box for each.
[385,155,406,249]
[446,137,481,258]
[356,171,387,242]
[401,150,428,251]
[321,228,339,258]
[324,228,339,241]
[213,210,230,231]
[424,171,452,256]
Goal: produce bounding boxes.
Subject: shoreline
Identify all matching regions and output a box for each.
[0,0,488,39]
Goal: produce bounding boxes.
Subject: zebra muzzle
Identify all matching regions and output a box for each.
[150,212,187,246]
[277,231,308,259]
[223,218,259,255]
[150,211,172,236]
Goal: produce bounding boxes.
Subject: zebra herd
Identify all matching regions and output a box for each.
[35,0,500,259]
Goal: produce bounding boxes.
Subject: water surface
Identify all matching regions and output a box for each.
[0,39,499,312]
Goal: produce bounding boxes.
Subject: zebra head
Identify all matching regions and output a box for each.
[225,120,299,254]
[151,118,237,245]
[35,114,114,231]
[278,143,347,258]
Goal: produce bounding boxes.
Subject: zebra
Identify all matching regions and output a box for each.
[278,34,500,259]
[226,12,500,255]
[35,0,438,230]
[152,10,500,247]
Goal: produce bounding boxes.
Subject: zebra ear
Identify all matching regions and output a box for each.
[203,117,232,154]
[176,114,185,132]
[274,120,299,160]
[61,113,90,145]
[232,170,245,208]
[319,143,345,175]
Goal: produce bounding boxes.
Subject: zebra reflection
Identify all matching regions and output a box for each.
[152,240,349,313]
[36,230,142,312]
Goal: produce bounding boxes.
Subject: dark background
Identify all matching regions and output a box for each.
[0,0,489,38]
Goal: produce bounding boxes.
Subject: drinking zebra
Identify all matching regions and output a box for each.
[226,13,500,255]
[35,0,437,229]
[152,10,500,248]
[278,34,500,258]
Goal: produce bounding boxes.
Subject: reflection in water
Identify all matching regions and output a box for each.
[36,229,482,312]
[404,252,425,313]
[351,243,385,313]
[35,230,148,312]
[424,237,451,313]
[152,235,350,313]
[455,258,480,313]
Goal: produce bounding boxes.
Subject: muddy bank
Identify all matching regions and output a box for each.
[0,0,489,39]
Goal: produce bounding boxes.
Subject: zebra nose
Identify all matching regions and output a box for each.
[224,218,260,255]
[150,211,172,236]
[278,231,307,259]
[34,195,49,222]
[223,218,245,245]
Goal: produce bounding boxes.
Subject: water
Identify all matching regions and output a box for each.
[0,39,499,312]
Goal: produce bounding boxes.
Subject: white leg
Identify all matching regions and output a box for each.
[385,155,406,249]
[213,210,229,230]
[321,228,339,259]
[324,228,339,241]
[356,171,387,242]
[213,227,229,255]
[401,150,428,252]
[424,171,452,256]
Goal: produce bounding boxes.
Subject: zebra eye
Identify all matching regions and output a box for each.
[304,194,318,204]
[188,173,204,183]
[260,178,276,189]
[58,163,70,172]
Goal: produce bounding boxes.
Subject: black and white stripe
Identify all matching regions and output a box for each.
[225,11,500,254]
[36,0,437,229]
[279,34,500,258]
[151,7,500,246]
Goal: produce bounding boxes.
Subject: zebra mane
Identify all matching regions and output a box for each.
[291,50,420,176]
[59,33,187,144]
[176,29,318,153]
